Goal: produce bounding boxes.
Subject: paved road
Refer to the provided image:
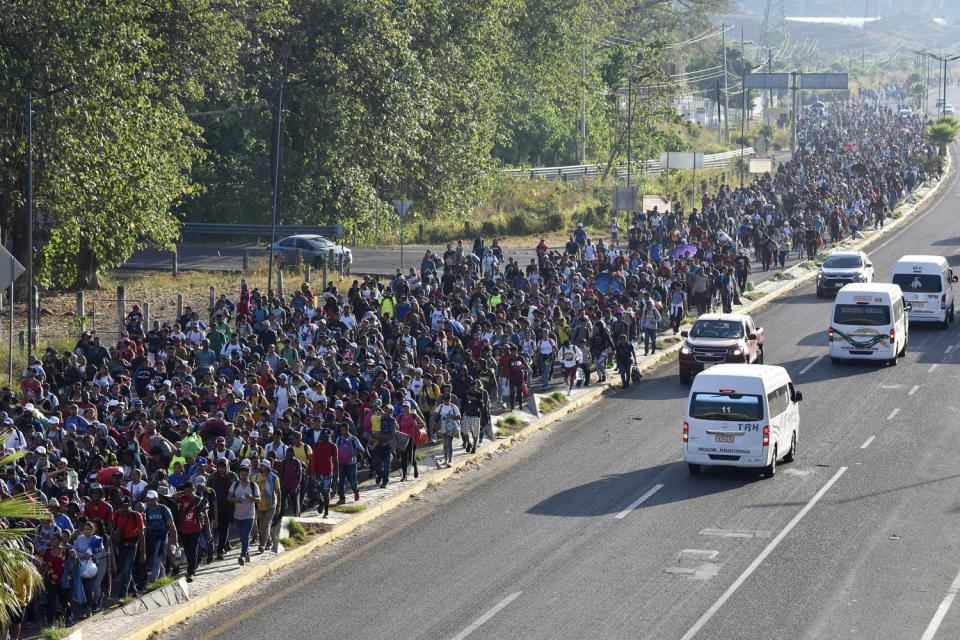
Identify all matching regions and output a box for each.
[163,144,960,638]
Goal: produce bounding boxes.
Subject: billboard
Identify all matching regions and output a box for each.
[800,73,848,90]
[659,152,704,170]
[743,73,789,89]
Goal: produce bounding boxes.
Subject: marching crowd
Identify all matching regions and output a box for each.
[0,98,931,637]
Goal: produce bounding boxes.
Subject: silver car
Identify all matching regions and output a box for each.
[267,234,352,268]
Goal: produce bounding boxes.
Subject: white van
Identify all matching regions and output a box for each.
[829,283,908,365]
[890,255,956,327]
[683,364,801,477]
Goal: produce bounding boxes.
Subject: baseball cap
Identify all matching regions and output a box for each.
[216,436,226,444]
[250,431,259,439]
[195,457,208,466]
[240,459,251,467]
[145,490,158,499]
[158,395,166,402]
[35,446,47,455]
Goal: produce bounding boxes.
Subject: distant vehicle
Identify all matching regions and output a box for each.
[810,101,826,116]
[890,254,956,327]
[267,234,352,269]
[816,251,874,298]
[944,103,954,115]
[936,97,946,109]
[829,283,908,366]
[678,313,764,385]
[898,106,913,118]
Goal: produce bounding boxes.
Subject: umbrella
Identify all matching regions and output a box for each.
[594,272,624,293]
[671,243,697,260]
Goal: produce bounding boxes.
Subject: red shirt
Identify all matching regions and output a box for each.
[85,499,113,523]
[310,442,338,475]
[175,495,206,534]
[112,510,144,544]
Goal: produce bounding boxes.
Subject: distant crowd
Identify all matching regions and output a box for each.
[0,96,931,636]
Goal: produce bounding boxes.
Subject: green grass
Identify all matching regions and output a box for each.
[496,414,525,436]
[288,520,307,541]
[41,628,69,640]
[415,452,430,460]
[332,503,367,513]
[146,575,177,592]
[278,536,298,548]
[893,211,903,219]
[538,391,570,414]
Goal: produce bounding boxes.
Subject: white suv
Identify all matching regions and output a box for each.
[816,251,874,298]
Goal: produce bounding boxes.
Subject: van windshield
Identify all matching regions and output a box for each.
[689,393,764,421]
[892,273,942,293]
[691,320,743,339]
[833,304,890,326]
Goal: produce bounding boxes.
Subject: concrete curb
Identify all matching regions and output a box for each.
[114,151,952,640]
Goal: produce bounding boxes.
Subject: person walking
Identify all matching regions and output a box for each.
[397,402,424,480]
[172,482,208,583]
[506,346,528,410]
[437,394,461,467]
[309,428,338,517]
[335,423,363,504]
[143,490,177,583]
[278,448,304,517]
[252,459,282,554]
[558,340,581,394]
[227,460,260,565]
[210,459,238,561]
[640,294,661,356]
[614,334,637,389]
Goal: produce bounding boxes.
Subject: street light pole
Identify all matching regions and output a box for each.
[267,83,283,298]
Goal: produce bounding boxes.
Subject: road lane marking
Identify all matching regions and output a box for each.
[929,364,940,373]
[888,408,900,420]
[451,592,522,640]
[946,346,954,354]
[798,354,824,376]
[881,385,903,389]
[920,569,960,640]
[615,483,665,519]
[700,528,772,538]
[860,435,876,449]
[909,385,920,395]
[679,467,848,640]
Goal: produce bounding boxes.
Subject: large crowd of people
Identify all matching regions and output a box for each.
[0,97,934,636]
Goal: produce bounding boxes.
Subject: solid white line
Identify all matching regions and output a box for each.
[450,592,522,640]
[860,435,876,449]
[798,354,824,376]
[946,345,954,354]
[920,568,960,640]
[888,408,900,420]
[909,385,920,395]
[929,364,940,373]
[679,467,848,640]
[615,483,665,519]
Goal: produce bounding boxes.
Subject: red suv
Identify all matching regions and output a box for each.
[678,313,765,384]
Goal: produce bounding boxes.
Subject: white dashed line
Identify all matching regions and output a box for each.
[615,483,665,519]
[680,468,848,640]
[798,354,824,376]
[921,569,960,640]
[946,345,954,354]
[860,435,876,449]
[450,592,522,640]
[929,364,940,373]
[909,385,920,395]
[888,408,900,420]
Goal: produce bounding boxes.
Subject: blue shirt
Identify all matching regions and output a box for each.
[145,504,173,533]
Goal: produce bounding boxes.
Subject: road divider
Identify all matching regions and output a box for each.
[798,354,824,376]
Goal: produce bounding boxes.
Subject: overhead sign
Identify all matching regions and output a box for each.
[392,199,413,220]
[612,187,638,212]
[749,159,773,174]
[743,73,789,89]
[659,152,704,170]
[800,73,848,90]
[0,246,25,292]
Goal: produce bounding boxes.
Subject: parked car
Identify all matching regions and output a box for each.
[267,234,352,269]
[816,250,874,298]
[944,103,955,116]
[678,313,764,385]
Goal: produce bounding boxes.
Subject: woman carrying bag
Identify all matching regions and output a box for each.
[397,402,426,481]
[437,394,461,468]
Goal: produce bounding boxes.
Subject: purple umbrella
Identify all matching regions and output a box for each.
[671,243,697,260]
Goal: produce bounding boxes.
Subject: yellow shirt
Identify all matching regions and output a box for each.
[290,443,312,465]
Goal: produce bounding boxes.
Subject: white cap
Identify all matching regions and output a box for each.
[145,490,158,499]
[23,403,33,410]
[48,416,60,425]
[240,459,251,467]
[163,380,172,386]
[158,396,166,402]
[35,446,46,455]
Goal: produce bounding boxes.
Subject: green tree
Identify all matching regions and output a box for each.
[909,82,926,108]
[0,452,46,626]
[926,120,958,156]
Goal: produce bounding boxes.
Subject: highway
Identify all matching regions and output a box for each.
[165,162,960,638]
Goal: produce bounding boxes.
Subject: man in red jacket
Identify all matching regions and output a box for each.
[309,428,338,518]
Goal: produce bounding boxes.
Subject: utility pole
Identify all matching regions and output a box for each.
[722,23,729,144]
[581,46,587,163]
[790,72,798,153]
[741,27,748,123]
[627,75,632,187]
[267,84,283,298]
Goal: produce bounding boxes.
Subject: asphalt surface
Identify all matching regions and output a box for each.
[166,128,960,640]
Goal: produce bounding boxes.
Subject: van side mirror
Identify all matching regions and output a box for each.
[953,275,958,282]
[905,302,913,311]
[680,330,689,337]
[747,332,758,340]
[794,390,803,402]
[866,263,873,268]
